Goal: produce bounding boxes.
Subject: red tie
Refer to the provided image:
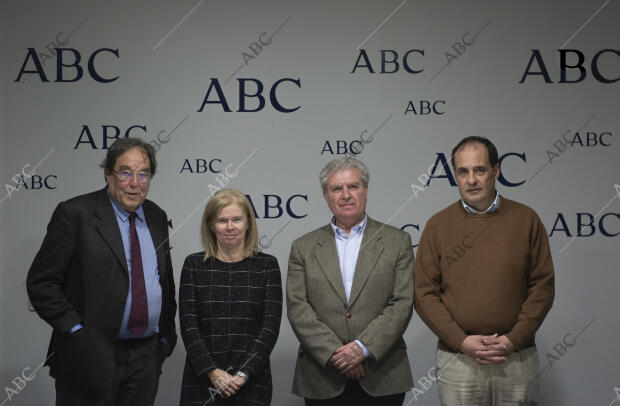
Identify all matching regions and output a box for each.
[128,212,148,338]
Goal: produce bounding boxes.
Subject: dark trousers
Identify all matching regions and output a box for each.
[55,335,163,406]
[305,381,406,406]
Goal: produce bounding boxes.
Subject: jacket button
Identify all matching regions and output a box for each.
[113,325,119,331]
[346,312,352,319]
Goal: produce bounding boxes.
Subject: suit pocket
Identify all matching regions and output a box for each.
[54,327,114,388]
[435,348,461,371]
[153,338,166,375]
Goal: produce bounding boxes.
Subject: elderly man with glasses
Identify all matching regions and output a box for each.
[27,137,177,406]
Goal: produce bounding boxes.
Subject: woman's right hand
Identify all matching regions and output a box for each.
[208,368,240,398]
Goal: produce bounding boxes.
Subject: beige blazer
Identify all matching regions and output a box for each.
[286,217,414,399]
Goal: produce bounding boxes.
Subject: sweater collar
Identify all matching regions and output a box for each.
[461,191,500,214]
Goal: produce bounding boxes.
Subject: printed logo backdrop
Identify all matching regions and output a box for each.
[1,1,619,405]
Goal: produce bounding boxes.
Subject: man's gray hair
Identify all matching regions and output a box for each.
[319,157,369,191]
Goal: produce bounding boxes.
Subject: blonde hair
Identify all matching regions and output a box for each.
[201,189,259,261]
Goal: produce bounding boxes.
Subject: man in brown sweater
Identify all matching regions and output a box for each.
[414,136,554,405]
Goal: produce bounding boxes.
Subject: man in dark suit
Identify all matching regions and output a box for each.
[287,157,415,405]
[27,137,177,406]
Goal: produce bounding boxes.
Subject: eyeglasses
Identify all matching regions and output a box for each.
[111,170,152,183]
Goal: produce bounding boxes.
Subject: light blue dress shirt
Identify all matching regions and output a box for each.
[330,215,372,358]
[109,192,162,339]
[461,191,500,214]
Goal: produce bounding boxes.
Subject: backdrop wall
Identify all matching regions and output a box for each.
[1,1,619,405]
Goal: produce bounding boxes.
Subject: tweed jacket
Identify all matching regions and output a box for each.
[287,217,414,398]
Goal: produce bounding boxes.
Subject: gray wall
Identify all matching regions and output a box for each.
[1,1,619,405]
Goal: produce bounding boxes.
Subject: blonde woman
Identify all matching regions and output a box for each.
[179,189,282,405]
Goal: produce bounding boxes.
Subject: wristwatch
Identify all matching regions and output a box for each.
[236,371,249,381]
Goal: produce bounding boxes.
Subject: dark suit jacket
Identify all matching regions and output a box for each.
[26,187,177,389]
[287,217,414,399]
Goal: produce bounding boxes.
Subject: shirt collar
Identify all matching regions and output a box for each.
[462,191,500,214]
[107,188,145,223]
[330,214,368,239]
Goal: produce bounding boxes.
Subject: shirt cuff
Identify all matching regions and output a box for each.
[354,340,371,358]
[69,323,84,333]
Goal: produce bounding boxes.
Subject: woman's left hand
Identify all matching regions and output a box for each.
[231,374,247,389]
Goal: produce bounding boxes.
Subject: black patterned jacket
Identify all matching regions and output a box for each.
[179,252,282,406]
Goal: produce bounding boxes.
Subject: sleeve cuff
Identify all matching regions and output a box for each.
[69,323,83,333]
[354,340,371,358]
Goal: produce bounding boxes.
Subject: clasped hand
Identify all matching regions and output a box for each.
[459,334,514,365]
[207,368,246,398]
[330,341,366,380]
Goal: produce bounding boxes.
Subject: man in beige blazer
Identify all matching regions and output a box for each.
[287,157,414,405]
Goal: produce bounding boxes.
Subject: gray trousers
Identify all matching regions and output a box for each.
[436,347,539,406]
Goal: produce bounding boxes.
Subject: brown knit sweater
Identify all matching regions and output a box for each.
[414,196,555,352]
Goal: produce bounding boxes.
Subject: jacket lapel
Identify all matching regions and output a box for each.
[348,218,384,306]
[94,188,128,274]
[313,225,348,306]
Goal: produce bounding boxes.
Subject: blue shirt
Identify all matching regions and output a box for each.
[462,191,500,214]
[330,215,371,358]
[109,192,162,339]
